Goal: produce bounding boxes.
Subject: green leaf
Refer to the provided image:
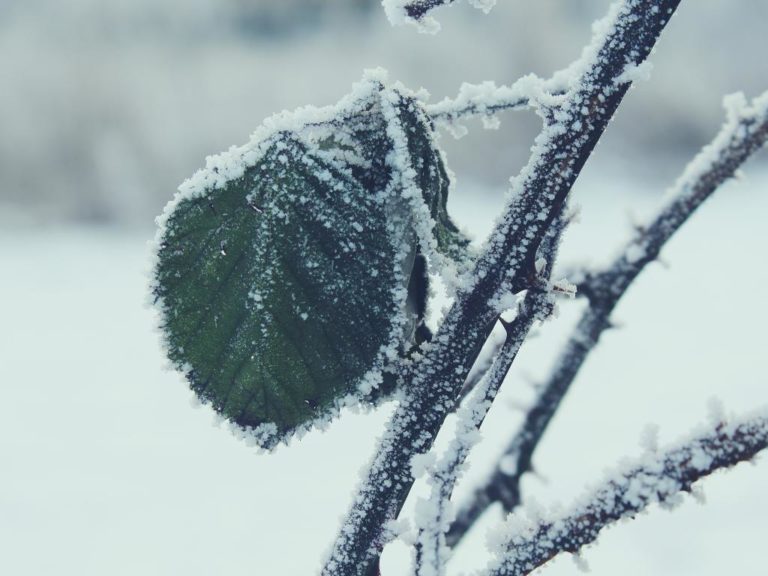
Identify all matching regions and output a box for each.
[392,95,470,263]
[152,80,467,448]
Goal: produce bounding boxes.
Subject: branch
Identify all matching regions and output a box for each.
[425,76,567,129]
[455,211,578,407]
[383,1,495,32]
[413,222,565,576]
[402,0,456,21]
[321,3,681,574]
[446,88,768,547]
[413,294,544,576]
[303,75,562,140]
[483,410,768,576]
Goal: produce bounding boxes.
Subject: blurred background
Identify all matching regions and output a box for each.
[1,0,766,226]
[2,2,768,575]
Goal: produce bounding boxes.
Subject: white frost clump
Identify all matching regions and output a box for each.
[383,518,414,545]
[624,242,646,264]
[468,0,497,13]
[616,60,654,85]
[668,90,768,202]
[498,454,519,476]
[411,451,437,478]
[381,0,440,34]
[382,0,497,35]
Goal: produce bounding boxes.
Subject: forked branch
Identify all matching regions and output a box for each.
[447,89,768,547]
[413,222,566,576]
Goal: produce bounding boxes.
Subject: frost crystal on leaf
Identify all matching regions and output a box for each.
[150,72,468,449]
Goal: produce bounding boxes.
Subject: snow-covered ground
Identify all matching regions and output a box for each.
[1,163,767,575]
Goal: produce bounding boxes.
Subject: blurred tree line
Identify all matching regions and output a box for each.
[0,0,765,226]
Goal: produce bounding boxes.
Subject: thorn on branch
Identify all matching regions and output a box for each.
[403,0,455,22]
[655,255,671,269]
[498,316,514,336]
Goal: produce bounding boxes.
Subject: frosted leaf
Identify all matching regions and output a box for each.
[151,75,468,449]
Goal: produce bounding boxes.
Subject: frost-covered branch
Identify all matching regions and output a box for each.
[396,0,456,22]
[426,77,566,130]
[413,293,544,576]
[483,410,768,576]
[446,89,768,547]
[383,1,496,32]
[322,3,680,574]
[454,213,576,407]
[413,223,565,576]
[579,91,768,306]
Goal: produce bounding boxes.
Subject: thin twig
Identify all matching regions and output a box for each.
[484,409,768,576]
[303,76,562,136]
[321,3,681,574]
[397,0,457,23]
[426,77,567,127]
[446,89,768,547]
